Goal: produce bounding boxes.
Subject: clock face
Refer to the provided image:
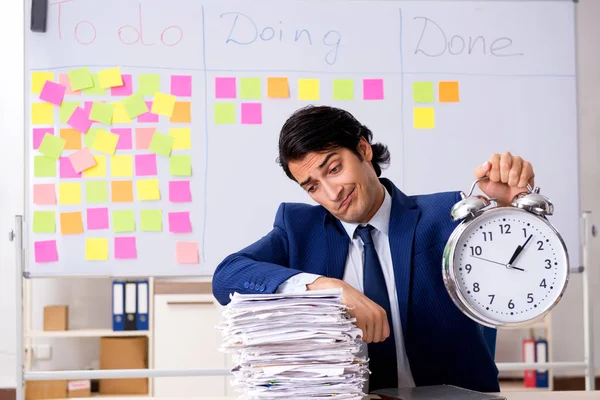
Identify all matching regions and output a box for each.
[447,207,569,326]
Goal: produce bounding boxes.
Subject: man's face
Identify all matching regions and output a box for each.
[288,139,382,223]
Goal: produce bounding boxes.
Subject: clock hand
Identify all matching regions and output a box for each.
[470,255,525,271]
[507,234,533,266]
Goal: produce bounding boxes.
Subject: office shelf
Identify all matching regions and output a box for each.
[27,329,151,338]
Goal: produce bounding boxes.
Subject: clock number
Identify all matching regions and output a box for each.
[465,264,472,274]
[508,299,515,309]
[488,294,495,304]
[540,279,547,288]
[473,282,480,292]
[544,259,552,269]
[527,293,534,303]
[482,232,493,242]
[523,228,527,238]
[499,224,511,234]
[537,241,544,251]
[470,246,482,256]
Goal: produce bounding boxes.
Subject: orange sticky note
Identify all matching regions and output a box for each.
[267,77,289,98]
[60,128,82,150]
[111,180,133,203]
[439,81,459,102]
[170,102,191,123]
[60,212,84,235]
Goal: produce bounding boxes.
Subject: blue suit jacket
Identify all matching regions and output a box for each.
[212,178,500,393]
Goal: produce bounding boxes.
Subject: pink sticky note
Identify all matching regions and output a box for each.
[135,128,155,150]
[215,77,236,99]
[84,101,94,117]
[59,73,81,96]
[169,180,192,202]
[69,147,96,173]
[60,157,82,178]
[112,128,132,150]
[363,79,384,100]
[176,241,199,264]
[35,240,58,263]
[111,74,132,96]
[241,103,262,124]
[40,81,66,105]
[138,101,159,123]
[67,107,93,133]
[135,154,157,176]
[33,184,56,205]
[87,207,109,230]
[171,75,192,97]
[169,211,192,233]
[115,236,137,259]
[33,128,54,149]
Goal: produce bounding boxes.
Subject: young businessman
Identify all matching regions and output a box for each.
[212,106,535,393]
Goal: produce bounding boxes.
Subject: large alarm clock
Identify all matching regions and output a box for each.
[442,176,570,329]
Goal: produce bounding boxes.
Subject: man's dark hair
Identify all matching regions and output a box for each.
[277,105,391,181]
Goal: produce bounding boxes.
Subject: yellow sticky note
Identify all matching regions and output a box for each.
[112,102,132,123]
[84,156,107,177]
[32,72,54,94]
[111,155,133,177]
[98,67,123,88]
[93,130,119,155]
[31,103,54,125]
[414,107,435,129]
[86,238,109,260]
[169,128,191,150]
[137,179,160,201]
[152,92,176,117]
[59,182,81,205]
[298,79,320,100]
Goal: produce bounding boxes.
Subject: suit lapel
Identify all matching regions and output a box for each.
[324,214,349,280]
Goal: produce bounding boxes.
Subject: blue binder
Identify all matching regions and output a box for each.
[136,280,149,330]
[535,339,549,388]
[112,281,125,331]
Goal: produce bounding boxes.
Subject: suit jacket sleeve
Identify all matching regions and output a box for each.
[212,203,306,305]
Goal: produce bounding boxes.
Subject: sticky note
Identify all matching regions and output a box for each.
[38,134,66,160]
[85,181,108,203]
[33,211,55,233]
[414,107,435,129]
[413,82,435,103]
[86,238,109,261]
[60,101,79,124]
[115,236,137,259]
[333,79,354,100]
[34,156,56,177]
[240,78,261,99]
[87,207,109,230]
[33,128,54,150]
[68,147,96,173]
[171,75,192,97]
[215,77,236,99]
[169,180,192,202]
[439,81,460,102]
[31,103,54,125]
[40,81,66,105]
[169,211,192,233]
[137,179,160,201]
[169,128,191,150]
[149,131,174,157]
[170,155,192,176]
[135,154,157,176]
[111,155,133,177]
[111,102,132,123]
[176,241,199,264]
[112,74,132,96]
[98,67,123,88]
[84,155,107,177]
[267,77,289,98]
[34,240,58,263]
[214,103,235,124]
[241,103,262,124]
[59,182,81,205]
[60,212,83,235]
[298,79,320,100]
[112,128,132,150]
[59,157,82,179]
[111,180,134,202]
[139,74,160,96]
[151,92,176,117]
[89,102,113,124]
[93,130,119,155]
[137,102,159,123]
[84,129,98,148]
[112,210,135,233]
[140,209,162,232]
[170,102,191,123]
[60,128,81,150]
[59,73,80,96]
[84,74,105,95]
[122,93,149,119]
[135,128,155,149]
[69,68,94,91]
[32,72,54,94]
[34,184,56,205]
[68,107,93,134]
[363,79,384,100]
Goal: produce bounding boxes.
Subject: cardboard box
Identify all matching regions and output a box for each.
[67,380,91,397]
[25,380,66,400]
[43,305,68,331]
[99,336,148,395]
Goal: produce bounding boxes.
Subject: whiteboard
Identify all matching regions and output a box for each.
[24,0,580,277]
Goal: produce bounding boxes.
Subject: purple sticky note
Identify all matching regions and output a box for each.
[111,128,132,150]
[115,236,137,259]
[60,157,82,178]
[111,74,132,96]
[215,77,236,99]
[171,75,192,97]
[40,81,66,105]
[67,107,93,133]
[138,101,159,123]
[169,211,192,233]
[241,103,262,124]
[135,154,157,176]
[87,207,109,230]
[169,180,192,202]
[35,240,58,263]
[363,79,384,100]
[33,128,54,149]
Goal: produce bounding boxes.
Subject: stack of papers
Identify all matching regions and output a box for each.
[218,288,368,399]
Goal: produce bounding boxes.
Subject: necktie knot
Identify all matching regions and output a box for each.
[355,224,374,246]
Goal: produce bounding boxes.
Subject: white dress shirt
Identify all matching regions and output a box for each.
[276,185,415,389]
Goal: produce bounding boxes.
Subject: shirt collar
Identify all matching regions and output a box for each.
[340,184,392,239]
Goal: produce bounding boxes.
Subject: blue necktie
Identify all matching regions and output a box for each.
[356,224,398,391]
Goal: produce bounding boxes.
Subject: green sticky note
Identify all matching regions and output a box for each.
[170,155,192,176]
[84,128,99,148]
[85,181,108,203]
[33,211,55,233]
[333,79,354,100]
[413,82,434,103]
[34,156,56,177]
[84,74,105,95]
[149,131,174,157]
[140,209,162,232]
[68,67,93,91]
[240,78,261,99]
[112,210,135,233]
[38,134,66,160]
[139,74,160,96]
[90,102,113,124]
[122,93,148,119]
[214,103,235,124]
[60,102,80,124]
